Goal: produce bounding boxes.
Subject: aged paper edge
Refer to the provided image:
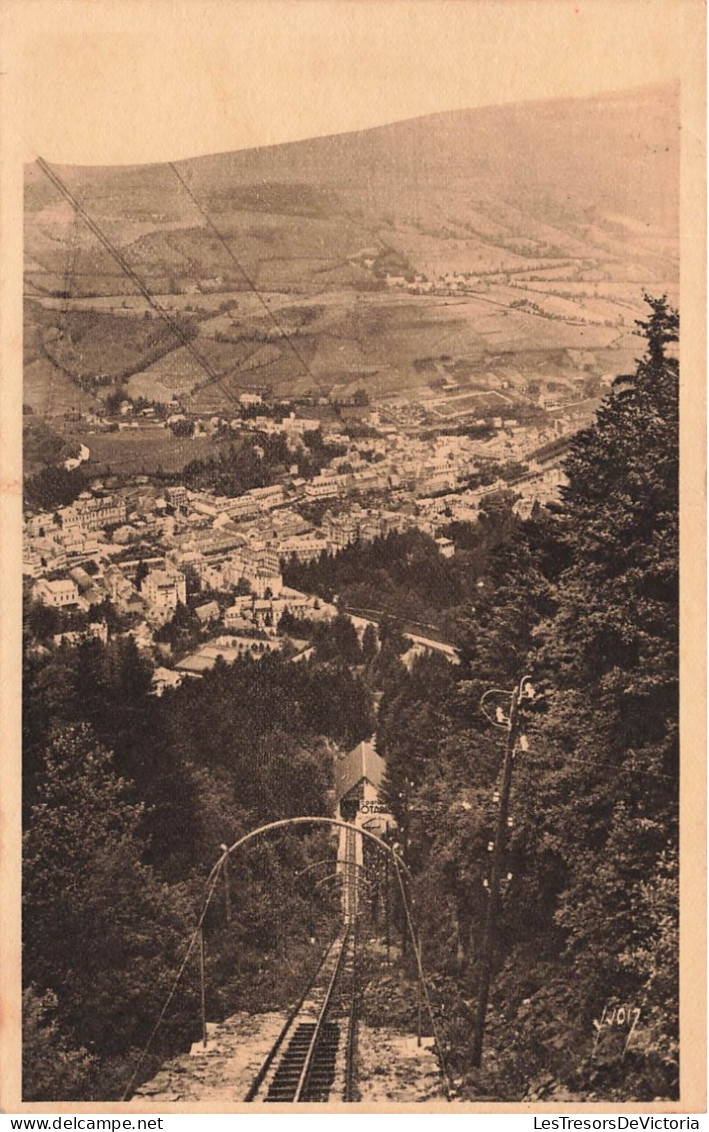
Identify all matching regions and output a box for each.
[0,0,705,1114]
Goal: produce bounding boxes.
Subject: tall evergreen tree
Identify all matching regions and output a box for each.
[507,295,680,1095]
[23,725,194,1087]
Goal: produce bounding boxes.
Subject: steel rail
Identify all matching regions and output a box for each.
[344,920,360,1103]
[293,927,352,1102]
[243,933,339,1102]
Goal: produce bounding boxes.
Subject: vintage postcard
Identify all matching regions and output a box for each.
[0,0,705,1115]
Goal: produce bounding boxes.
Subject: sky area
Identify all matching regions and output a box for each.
[3,0,689,166]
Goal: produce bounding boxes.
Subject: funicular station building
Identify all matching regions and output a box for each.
[333,739,394,919]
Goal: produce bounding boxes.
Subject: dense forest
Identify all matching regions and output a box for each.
[22,639,374,1098]
[181,429,346,496]
[282,503,519,631]
[22,298,679,1101]
[377,297,679,1099]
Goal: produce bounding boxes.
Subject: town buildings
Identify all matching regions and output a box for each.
[22,391,572,693]
[141,570,187,620]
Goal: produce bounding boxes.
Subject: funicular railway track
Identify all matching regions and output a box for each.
[244,814,365,1103]
[245,926,360,1103]
[124,817,450,1106]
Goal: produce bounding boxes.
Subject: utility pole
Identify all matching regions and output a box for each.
[220,844,232,923]
[384,853,391,966]
[199,926,208,1049]
[471,674,533,1068]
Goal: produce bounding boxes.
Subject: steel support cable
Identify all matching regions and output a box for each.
[120,853,226,1101]
[392,857,454,1101]
[344,917,360,1102]
[168,162,326,395]
[35,157,244,413]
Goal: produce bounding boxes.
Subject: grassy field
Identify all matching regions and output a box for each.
[24,358,99,415]
[25,280,652,421]
[67,426,223,475]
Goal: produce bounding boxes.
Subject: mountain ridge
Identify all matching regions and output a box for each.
[26,80,678,173]
[23,83,679,414]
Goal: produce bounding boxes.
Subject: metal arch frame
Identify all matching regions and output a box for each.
[224,816,407,864]
[206,816,451,1099]
[123,817,443,1102]
[312,869,375,893]
[297,856,377,880]
[202,816,414,918]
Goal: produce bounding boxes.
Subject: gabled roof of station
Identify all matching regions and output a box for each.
[333,739,385,802]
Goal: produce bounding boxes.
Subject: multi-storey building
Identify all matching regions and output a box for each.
[141,569,187,620]
[225,496,261,521]
[165,486,188,508]
[249,485,286,509]
[57,506,83,533]
[272,511,310,539]
[279,534,328,563]
[23,543,43,577]
[223,548,283,596]
[26,513,56,538]
[250,570,283,599]
[74,496,128,531]
[304,475,340,500]
[322,512,360,552]
[256,547,282,575]
[33,578,80,608]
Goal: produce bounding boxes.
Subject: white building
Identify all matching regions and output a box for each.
[151,668,184,696]
[74,496,128,531]
[282,413,319,436]
[248,484,285,510]
[279,533,327,563]
[23,544,43,577]
[141,570,187,619]
[33,578,80,608]
[305,475,341,500]
[225,496,261,521]
[251,570,283,599]
[435,536,455,559]
[165,486,189,508]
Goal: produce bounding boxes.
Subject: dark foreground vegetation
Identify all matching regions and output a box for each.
[23,299,678,1100]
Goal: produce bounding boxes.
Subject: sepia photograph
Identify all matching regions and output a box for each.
[1,0,705,1114]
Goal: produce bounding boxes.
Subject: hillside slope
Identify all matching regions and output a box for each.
[23,84,679,414]
[25,84,678,291]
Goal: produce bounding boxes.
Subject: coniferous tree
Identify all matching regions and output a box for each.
[362,622,379,663]
[23,725,194,1091]
[505,296,680,1095]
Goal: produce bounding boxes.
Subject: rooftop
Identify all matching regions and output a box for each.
[333,738,386,803]
[41,579,77,593]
